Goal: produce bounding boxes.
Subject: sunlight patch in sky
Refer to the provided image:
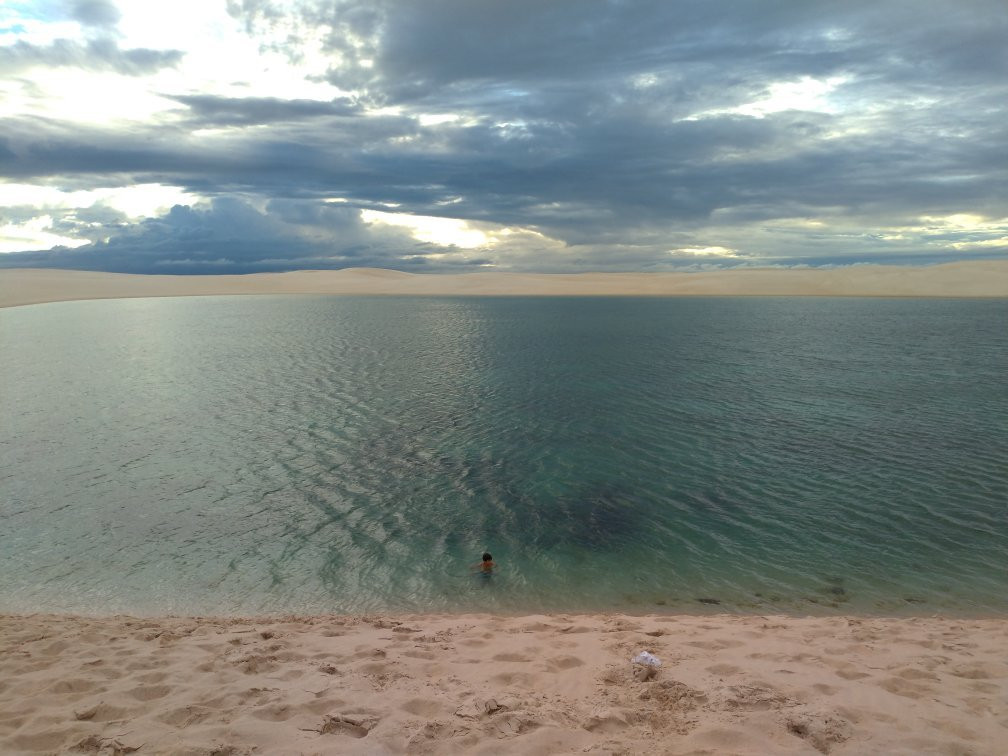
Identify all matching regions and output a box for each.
[361,209,490,249]
[670,246,740,257]
[734,76,849,117]
[0,183,200,252]
[0,215,87,253]
[0,183,198,219]
[686,76,849,121]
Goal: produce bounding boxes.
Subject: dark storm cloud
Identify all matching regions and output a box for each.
[0,37,183,75]
[0,197,441,274]
[280,0,1006,106]
[4,0,1007,271]
[168,94,361,126]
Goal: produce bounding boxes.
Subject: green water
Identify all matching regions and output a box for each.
[1,295,1005,616]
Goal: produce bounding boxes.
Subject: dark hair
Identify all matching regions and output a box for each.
[482,552,492,561]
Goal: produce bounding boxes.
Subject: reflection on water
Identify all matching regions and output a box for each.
[1,295,1006,616]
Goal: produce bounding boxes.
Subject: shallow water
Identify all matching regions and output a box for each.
[1,295,1006,616]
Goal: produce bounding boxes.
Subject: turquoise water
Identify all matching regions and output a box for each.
[1,295,1005,617]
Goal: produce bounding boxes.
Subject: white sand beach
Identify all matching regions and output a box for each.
[1,612,1005,754]
[2,260,1008,309]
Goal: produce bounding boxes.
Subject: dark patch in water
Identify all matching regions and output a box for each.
[531,482,646,550]
[697,597,721,605]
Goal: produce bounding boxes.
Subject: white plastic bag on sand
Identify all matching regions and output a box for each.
[631,651,661,667]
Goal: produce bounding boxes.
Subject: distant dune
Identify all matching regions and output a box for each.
[1,261,1007,308]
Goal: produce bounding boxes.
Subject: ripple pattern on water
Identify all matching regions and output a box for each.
[1,295,1006,616]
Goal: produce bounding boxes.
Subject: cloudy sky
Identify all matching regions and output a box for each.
[1,0,1006,273]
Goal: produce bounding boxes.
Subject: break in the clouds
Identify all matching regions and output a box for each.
[1,1,1007,273]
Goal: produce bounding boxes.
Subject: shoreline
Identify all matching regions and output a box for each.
[3,611,1005,753]
[6,602,1008,622]
[2,260,1008,308]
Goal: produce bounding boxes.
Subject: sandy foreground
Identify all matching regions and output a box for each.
[2,261,1008,308]
[1,613,1005,755]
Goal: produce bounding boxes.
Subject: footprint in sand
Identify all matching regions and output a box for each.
[967,681,998,694]
[834,667,870,681]
[491,714,538,737]
[134,671,169,684]
[358,660,394,675]
[706,663,741,676]
[582,709,630,734]
[895,667,939,681]
[878,677,932,699]
[491,671,536,688]
[492,652,533,662]
[546,655,584,671]
[47,678,98,695]
[128,684,173,701]
[235,687,279,705]
[349,647,387,661]
[317,712,380,738]
[157,704,218,727]
[400,698,449,717]
[785,710,852,753]
[124,659,159,672]
[948,665,992,680]
[401,649,436,660]
[812,683,840,695]
[687,638,744,651]
[73,701,137,722]
[234,654,278,675]
[40,640,70,656]
[719,684,798,710]
[273,667,306,682]
[10,728,83,753]
[304,697,347,715]
[251,703,298,721]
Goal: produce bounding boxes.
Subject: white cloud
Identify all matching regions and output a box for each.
[361,209,490,248]
[950,237,1008,250]
[0,215,88,253]
[685,75,849,121]
[2,0,342,129]
[0,183,202,253]
[7,67,178,123]
[0,182,199,218]
[418,113,461,126]
[669,245,740,257]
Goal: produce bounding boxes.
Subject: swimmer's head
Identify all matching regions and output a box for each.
[482,552,492,562]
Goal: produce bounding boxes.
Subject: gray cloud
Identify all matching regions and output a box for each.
[0,37,183,76]
[68,0,121,29]
[3,0,1007,272]
[0,197,477,274]
[168,94,361,126]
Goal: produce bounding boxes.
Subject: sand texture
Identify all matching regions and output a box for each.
[2,261,1008,308]
[1,613,1005,755]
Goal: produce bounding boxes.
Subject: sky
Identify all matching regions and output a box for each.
[1,0,1006,274]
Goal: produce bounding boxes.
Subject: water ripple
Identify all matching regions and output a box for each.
[1,295,1006,616]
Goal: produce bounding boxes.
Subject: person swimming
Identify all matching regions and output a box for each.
[472,552,496,578]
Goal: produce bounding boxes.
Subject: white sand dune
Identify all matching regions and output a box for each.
[2,260,1007,308]
[1,612,1005,754]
